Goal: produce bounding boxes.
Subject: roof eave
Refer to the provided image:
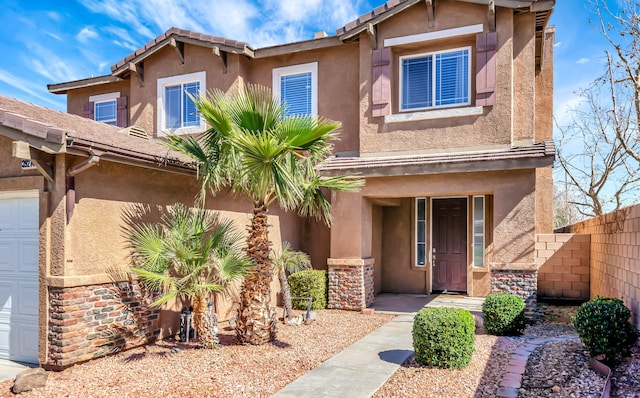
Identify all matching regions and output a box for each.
[47,75,123,95]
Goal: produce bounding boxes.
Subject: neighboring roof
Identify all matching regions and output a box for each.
[336,0,555,40]
[110,27,254,76]
[0,95,193,173]
[319,140,555,177]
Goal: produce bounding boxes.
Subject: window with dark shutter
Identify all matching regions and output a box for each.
[83,101,94,120]
[372,48,391,117]
[476,32,497,106]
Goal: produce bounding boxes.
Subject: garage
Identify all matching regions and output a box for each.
[0,190,39,363]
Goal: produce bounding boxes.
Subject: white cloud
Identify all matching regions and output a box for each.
[554,41,562,48]
[576,57,589,64]
[0,69,65,108]
[76,27,99,44]
[102,26,140,51]
[77,0,363,49]
[24,43,84,83]
[46,11,61,21]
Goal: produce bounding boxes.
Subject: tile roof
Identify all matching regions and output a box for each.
[319,140,555,177]
[111,27,253,74]
[336,0,555,39]
[0,95,191,170]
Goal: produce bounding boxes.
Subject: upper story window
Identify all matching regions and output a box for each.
[157,71,205,135]
[89,92,120,126]
[272,62,318,117]
[400,47,470,112]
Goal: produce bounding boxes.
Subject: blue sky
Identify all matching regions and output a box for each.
[0,0,618,121]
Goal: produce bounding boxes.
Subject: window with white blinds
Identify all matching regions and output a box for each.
[400,47,470,111]
[157,71,205,135]
[273,62,318,117]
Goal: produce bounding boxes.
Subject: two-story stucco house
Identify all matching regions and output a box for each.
[0,0,555,367]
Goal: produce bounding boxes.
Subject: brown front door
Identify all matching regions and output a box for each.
[432,198,467,292]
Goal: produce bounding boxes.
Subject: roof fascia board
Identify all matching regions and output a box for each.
[456,0,554,11]
[384,23,483,46]
[254,36,343,58]
[67,138,195,175]
[111,36,254,77]
[0,125,64,154]
[47,75,123,94]
[338,0,422,42]
[321,155,554,177]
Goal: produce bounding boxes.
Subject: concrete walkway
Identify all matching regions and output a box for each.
[272,313,415,398]
[272,294,484,398]
[0,359,34,383]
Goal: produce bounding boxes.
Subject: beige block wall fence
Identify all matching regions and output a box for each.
[536,233,591,300]
[563,205,640,329]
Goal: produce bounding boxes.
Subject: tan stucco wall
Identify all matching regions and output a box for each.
[67,80,131,118]
[248,44,361,155]
[535,27,554,142]
[380,199,427,293]
[64,160,301,317]
[357,2,529,155]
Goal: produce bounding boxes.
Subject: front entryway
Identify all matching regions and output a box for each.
[432,198,467,292]
[0,191,39,363]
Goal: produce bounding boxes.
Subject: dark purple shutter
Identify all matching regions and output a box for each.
[116,96,128,127]
[83,101,94,119]
[476,32,497,106]
[372,48,391,117]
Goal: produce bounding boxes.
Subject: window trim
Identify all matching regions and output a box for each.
[89,92,120,125]
[399,46,472,113]
[472,195,485,268]
[415,197,427,268]
[157,71,206,136]
[272,62,318,117]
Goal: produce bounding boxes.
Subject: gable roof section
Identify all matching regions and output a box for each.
[110,27,254,77]
[0,95,192,173]
[319,141,555,177]
[336,0,555,41]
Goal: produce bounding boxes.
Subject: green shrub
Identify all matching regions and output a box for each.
[412,307,475,369]
[482,292,525,336]
[572,296,639,365]
[288,270,327,310]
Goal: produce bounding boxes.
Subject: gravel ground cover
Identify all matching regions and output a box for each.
[376,304,640,398]
[0,310,393,398]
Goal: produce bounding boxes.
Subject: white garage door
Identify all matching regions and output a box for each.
[0,191,39,363]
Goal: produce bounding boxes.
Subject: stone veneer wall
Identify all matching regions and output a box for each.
[564,205,640,329]
[490,270,538,308]
[536,234,590,300]
[47,280,160,369]
[327,259,374,310]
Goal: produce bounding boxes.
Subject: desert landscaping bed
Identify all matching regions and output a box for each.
[0,310,393,398]
[3,304,640,397]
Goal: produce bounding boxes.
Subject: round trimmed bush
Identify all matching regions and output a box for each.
[482,292,525,336]
[412,307,475,369]
[572,296,639,365]
[288,270,327,310]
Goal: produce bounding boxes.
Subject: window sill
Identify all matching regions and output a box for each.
[158,125,205,136]
[384,106,484,124]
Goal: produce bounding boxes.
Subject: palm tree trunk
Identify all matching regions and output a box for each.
[192,294,215,348]
[236,203,277,344]
[279,270,293,323]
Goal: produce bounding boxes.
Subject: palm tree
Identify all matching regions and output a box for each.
[126,203,253,348]
[165,83,362,344]
[271,242,311,323]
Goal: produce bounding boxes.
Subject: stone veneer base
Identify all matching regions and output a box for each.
[47,280,160,369]
[327,258,374,311]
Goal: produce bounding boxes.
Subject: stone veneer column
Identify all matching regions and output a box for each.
[327,258,375,311]
[47,280,160,369]
[490,269,538,318]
